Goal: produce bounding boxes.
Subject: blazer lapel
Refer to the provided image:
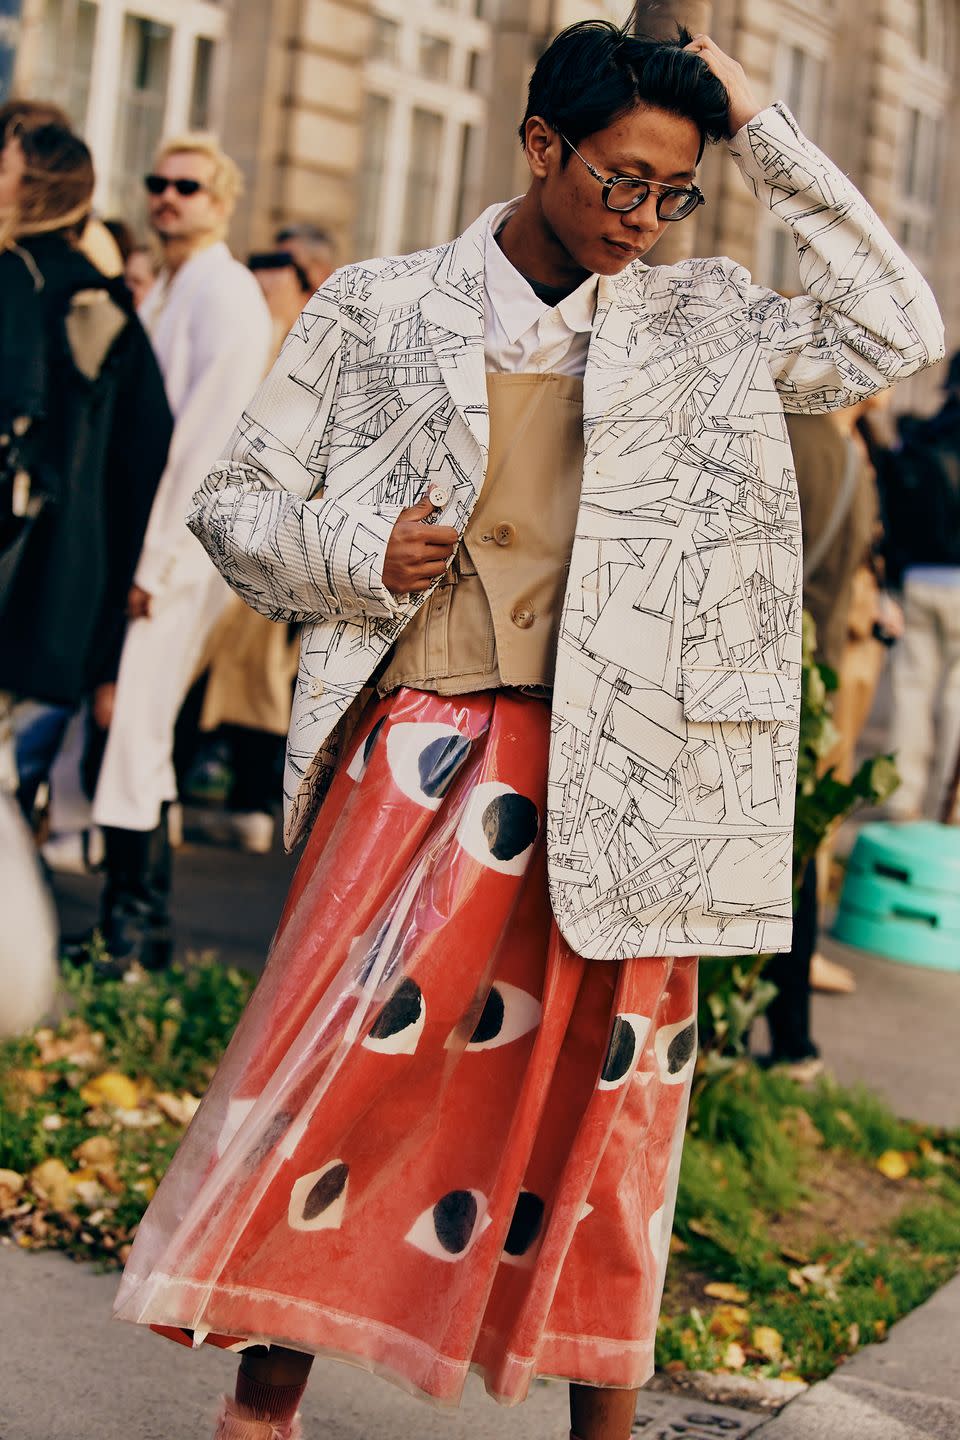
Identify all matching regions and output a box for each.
[419,208,492,459]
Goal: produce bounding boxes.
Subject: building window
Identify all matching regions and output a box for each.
[915,0,948,63]
[109,16,172,222]
[189,35,216,131]
[760,34,827,292]
[419,34,451,81]
[33,0,99,130]
[371,15,400,65]
[355,91,391,259]
[896,104,942,263]
[401,107,443,252]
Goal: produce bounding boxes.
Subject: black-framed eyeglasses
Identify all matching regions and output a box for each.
[559,134,705,220]
[144,174,206,198]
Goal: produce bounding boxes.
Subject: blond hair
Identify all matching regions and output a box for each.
[154,132,244,219]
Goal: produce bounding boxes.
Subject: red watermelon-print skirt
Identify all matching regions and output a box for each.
[114,688,698,1407]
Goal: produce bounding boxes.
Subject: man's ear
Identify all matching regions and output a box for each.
[523,116,559,180]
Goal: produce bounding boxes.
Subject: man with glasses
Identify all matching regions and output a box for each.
[118,19,942,1440]
[87,134,271,969]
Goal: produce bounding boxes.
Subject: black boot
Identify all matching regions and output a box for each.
[66,809,173,971]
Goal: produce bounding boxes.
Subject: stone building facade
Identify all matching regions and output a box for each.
[4,0,956,397]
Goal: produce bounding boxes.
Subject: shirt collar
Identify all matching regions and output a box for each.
[484,200,598,344]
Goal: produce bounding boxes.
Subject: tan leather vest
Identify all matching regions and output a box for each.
[379,372,584,695]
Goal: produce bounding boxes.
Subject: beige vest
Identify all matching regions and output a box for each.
[379,372,584,695]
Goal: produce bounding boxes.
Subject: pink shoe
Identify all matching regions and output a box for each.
[213,1397,302,1439]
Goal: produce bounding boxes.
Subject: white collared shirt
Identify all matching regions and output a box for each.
[483,200,598,377]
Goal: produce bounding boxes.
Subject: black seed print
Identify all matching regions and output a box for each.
[302,1162,349,1221]
[601,1017,637,1084]
[245,1110,293,1166]
[481,793,539,860]
[504,1192,545,1257]
[667,1022,696,1074]
[369,977,422,1039]
[433,1190,478,1254]
[363,717,386,763]
[418,734,471,798]
[470,987,504,1044]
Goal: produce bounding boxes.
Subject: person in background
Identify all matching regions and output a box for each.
[762,402,890,1067]
[83,133,272,969]
[184,248,313,853]
[273,220,336,293]
[249,248,313,350]
[103,215,135,262]
[124,243,160,309]
[0,118,171,818]
[883,351,960,821]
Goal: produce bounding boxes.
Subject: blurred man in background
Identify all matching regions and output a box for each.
[86,133,272,970]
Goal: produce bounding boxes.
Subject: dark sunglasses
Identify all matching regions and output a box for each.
[143,174,206,197]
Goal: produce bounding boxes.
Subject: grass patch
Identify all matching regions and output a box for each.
[1,962,957,1386]
[0,958,252,1263]
[658,1062,960,1381]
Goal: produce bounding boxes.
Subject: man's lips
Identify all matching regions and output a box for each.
[603,237,646,257]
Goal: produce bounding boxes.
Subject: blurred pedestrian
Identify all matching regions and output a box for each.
[103,216,135,263]
[0,117,171,815]
[85,133,272,969]
[762,402,891,1063]
[124,243,160,309]
[883,352,960,820]
[272,221,335,292]
[249,248,312,351]
[114,17,941,1440]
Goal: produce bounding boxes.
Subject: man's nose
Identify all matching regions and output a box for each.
[620,193,661,233]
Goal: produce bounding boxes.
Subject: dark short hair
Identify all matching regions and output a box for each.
[519,19,730,161]
[249,248,312,294]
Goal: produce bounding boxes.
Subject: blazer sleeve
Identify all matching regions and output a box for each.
[187,273,407,625]
[727,103,945,412]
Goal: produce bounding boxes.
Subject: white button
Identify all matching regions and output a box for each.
[428,484,450,508]
[309,679,325,699]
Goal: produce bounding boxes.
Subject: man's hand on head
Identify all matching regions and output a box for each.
[685,35,762,136]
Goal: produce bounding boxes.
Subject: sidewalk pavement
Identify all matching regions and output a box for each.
[752,1271,960,1440]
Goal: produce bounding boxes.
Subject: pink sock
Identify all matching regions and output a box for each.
[234,1371,306,1425]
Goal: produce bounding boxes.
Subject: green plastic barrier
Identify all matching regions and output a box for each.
[832,822,960,972]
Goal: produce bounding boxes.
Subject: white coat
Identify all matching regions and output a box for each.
[188,104,944,958]
[93,242,273,831]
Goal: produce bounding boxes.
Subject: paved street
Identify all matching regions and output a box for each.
[1,812,954,1439]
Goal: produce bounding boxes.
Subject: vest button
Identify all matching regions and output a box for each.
[493,522,516,547]
[511,607,535,629]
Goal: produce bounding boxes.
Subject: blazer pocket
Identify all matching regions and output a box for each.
[680,665,798,725]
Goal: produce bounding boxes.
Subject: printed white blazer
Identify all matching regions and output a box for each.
[189,103,943,961]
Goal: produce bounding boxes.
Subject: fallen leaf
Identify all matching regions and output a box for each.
[79,1073,140,1110]
[708,1304,750,1338]
[876,1150,910,1181]
[780,1244,810,1264]
[848,1322,861,1352]
[787,1268,807,1292]
[41,1114,63,1131]
[36,1022,104,1069]
[154,1092,201,1127]
[113,1107,162,1129]
[0,1169,25,1195]
[29,1159,74,1210]
[752,1326,784,1363]
[723,1341,747,1370]
[73,1136,118,1167]
[9,1068,50,1098]
[919,1138,947,1167]
[704,1281,749,1303]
